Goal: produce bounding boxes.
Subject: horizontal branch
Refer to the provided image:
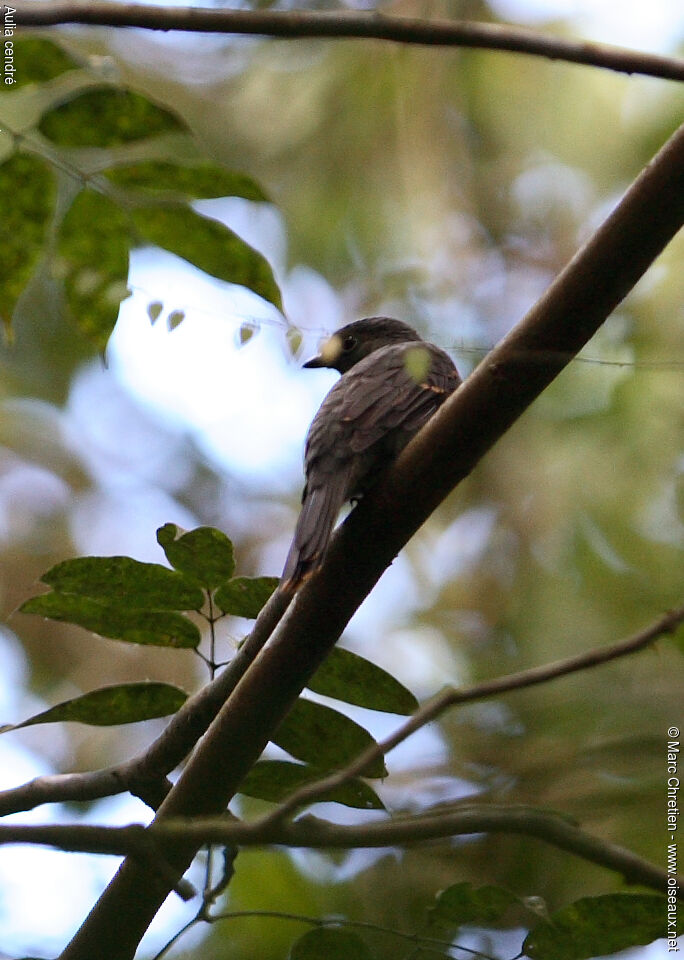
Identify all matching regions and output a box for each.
[0,768,126,819]
[1,603,678,823]
[12,3,684,82]
[2,803,680,898]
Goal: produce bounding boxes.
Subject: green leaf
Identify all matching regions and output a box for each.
[156,524,235,589]
[273,699,386,778]
[428,882,517,927]
[524,894,679,960]
[39,555,205,610]
[166,309,184,331]
[237,322,257,346]
[309,647,418,715]
[1,682,187,732]
[105,161,268,202]
[131,203,282,311]
[20,593,201,648]
[215,577,280,619]
[57,189,131,350]
[147,301,163,324]
[0,154,55,331]
[239,760,384,810]
[39,87,186,147]
[290,928,375,960]
[286,327,303,357]
[10,37,82,88]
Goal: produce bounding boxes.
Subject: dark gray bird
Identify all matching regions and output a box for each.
[281,317,461,591]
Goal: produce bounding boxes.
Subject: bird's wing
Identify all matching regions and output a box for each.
[282,342,459,591]
[308,341,459,458]
[281,461,352,588]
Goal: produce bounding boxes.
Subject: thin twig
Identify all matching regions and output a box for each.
[2,608,681,905]
[0,586,290,817]
[12,3,684,82]
[257,606,684,826]
[199,909,498,960]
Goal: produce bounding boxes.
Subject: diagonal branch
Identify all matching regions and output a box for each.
[12,3,684,82]
[57,121,684,960]
[257,606,684,825]
[4,607,680,886]
[6,610,682,899]
[0,588,289,817]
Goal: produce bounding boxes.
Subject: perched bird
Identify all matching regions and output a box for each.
[281,317,461,591]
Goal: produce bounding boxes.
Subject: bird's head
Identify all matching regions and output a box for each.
[303,317,423,374]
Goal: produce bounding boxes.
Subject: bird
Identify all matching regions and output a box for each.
[281,316,461,592]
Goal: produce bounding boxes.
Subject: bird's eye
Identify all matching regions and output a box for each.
[342,335,357,352]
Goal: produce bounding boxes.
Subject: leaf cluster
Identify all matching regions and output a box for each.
[16,523,417,811]
[0,38,282,350]
[14,524,681,959]
[228,883,680,960]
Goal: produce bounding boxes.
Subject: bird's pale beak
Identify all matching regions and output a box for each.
[303,333,342,369]
[303,354,325,368]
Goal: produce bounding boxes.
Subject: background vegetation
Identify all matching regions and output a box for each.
[0,2,682,957]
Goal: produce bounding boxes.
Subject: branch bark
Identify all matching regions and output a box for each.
[0,607,684,895]
[57,121,684,960]
[4,803,680,898]
[12,3,684,82]
[6,611,682,899]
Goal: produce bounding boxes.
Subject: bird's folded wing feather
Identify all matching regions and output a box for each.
[281,464,351,585]
[283,342,459,589]
[307,343,458,458]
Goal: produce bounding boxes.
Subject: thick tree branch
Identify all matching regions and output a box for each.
[12,3,684,82]
[58,122,684,960]
[6,610,682,903]
[2,803,680,898]
[0,607,684,882]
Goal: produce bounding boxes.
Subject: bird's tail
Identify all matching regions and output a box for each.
[281,469,350,593]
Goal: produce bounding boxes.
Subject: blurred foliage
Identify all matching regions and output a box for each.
[289,927,375,959]
[0,44,282,349]
[130,202,281,319]
[523,894,683,959]
[57,189,133,349]
[105,160,269,203]
[0,5,682,960]
[0,153,55,338]
[7,35,82,88]
[38,87,186,147]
